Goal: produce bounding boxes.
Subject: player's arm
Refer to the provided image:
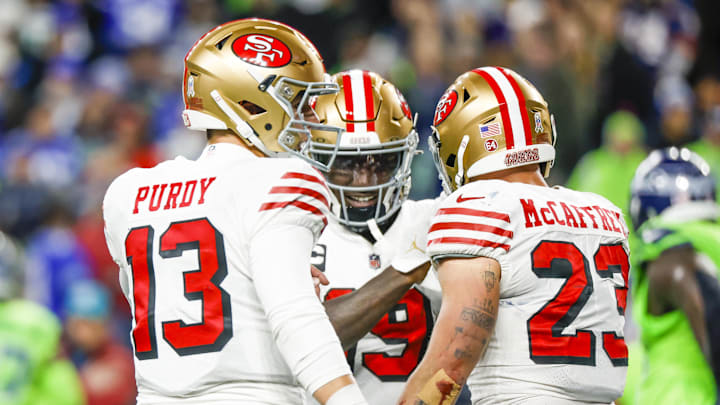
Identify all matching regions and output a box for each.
[324,262,430,350]
[251,223,366,404]
[398,256,500,405]
[647,245,712,364]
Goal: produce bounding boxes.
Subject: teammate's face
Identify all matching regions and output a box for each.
[327,152,400,207]
[292,92,319,123]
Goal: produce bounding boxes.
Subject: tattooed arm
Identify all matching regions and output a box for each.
[397,256,500,405]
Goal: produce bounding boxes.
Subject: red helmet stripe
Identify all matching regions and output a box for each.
[362,70,375,131]
[341,73,355,132]
[473,69,515,149]
[499,67,532,146]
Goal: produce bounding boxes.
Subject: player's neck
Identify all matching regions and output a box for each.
[207,130,266,157]
[469,164,548,187]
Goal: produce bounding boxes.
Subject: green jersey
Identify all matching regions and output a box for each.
[0,300,84,405]
[631,219,720,405]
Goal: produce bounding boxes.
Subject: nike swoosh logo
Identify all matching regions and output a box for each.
[456,194,486,203]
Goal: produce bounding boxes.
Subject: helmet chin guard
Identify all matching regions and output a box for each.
[310,70,419,230]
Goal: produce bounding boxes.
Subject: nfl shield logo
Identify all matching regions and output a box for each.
[369,253,381,270]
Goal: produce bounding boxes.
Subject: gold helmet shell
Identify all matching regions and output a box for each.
[311,70,418,229]
[430,66,556,192]
[182,18,341,166]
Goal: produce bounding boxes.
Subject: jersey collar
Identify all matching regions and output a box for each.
[197,142,258,161]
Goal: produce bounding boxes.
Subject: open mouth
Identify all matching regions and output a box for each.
[345,193,378,208]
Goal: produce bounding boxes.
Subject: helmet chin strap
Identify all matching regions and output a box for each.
[210,89,272,155]
[366,218,385,242]
[454,135,470,188]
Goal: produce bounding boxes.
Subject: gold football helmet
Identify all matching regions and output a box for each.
[182,18,342,169]
[429,67,557,192]
[310,70,418,230]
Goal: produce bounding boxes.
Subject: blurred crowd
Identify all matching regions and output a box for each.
[0,0,718,404]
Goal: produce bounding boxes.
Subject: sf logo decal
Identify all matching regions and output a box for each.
[233,34,292,67]
[433,90,458,126]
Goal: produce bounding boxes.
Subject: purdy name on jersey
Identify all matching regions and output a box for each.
[427,179,629,404]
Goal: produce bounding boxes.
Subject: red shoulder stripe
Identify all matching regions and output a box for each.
[282,172,329,192]
[259,201,328,226]
[428,237,510,252]
[436,207,511,223]
[269,186,329,208]
[429,221,513,238]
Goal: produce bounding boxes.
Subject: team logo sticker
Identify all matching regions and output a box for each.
[484,139,498,152]
[433,89,458,126]
[395,88,412,120]
[232,34,292,67]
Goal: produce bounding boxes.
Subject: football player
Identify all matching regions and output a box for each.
[307,70,442,404]
[0,230,85,405]
[626,147,719,405]
[399,67,631,404]
[102,19,367,404]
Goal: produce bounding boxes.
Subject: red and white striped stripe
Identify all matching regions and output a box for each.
[472,67,532,150]
[341,70,376,133]
[259,171,330,226]
[427,203,513,253]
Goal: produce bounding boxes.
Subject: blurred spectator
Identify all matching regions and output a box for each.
[566,110,647,228]
[93,0,182,52]
[0,103,85,190]
[0,102,85,238]
[24,196,93,319]
[655,75,695,146]
[687,106,720,194]
[0,229,85,405]
[64,280,135,405]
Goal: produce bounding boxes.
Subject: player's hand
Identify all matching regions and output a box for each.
[311,265,329,299]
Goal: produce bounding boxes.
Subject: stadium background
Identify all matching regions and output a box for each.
[0,0,718,403]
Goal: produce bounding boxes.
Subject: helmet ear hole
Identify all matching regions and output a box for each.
[215,35,232,50]
[239,100,266,115]
[463,88,471,102]
[446,153,456,167]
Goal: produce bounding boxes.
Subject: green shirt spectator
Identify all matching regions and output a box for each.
[0,299,85,405]
[567,110,647,233]
[686,106,720,195]
[0,230,85,405]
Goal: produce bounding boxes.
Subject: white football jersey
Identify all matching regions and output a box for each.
[103,143,337,404]
[311,199,443,405]
[427,180,630,404]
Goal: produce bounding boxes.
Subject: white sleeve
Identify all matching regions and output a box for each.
[250,223,351,395]
[102,178,130,298]
[426,197,513,262]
